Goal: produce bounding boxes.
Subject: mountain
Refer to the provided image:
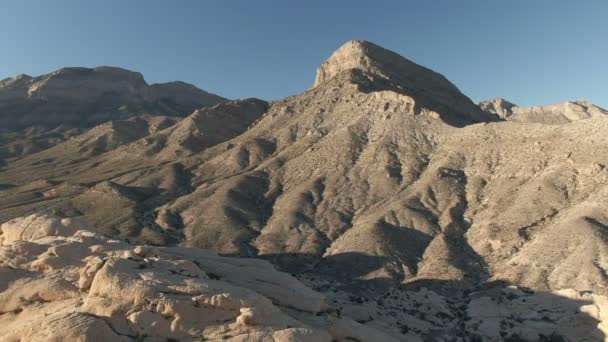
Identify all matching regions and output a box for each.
[155,41,608,297]
[479,98,608,123]
[0,97,269,245]
[0,66,226,130]
[314,40,499,126]
[2,40,608,340]
[0,66,228,164]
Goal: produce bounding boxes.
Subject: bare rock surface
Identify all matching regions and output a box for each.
[1,214,607,341]
[0,213,402,341]
[314,40,498,126]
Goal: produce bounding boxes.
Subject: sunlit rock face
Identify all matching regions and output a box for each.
[314,40,498,126]
[2,214,608,341]
[0,214,400,341]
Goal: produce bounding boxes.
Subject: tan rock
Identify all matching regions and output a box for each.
[0,214,394,341]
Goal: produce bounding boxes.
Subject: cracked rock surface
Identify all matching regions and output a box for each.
[0,213,397,341]
[2,214,608,341]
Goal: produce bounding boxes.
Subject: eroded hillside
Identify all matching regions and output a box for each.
[2,40,608,341]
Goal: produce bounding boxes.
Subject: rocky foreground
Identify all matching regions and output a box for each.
[0,213,396,341]
[1,214,607,341]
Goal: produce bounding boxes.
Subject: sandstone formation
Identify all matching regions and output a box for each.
[0,213,402,341]
[1,214,607,341]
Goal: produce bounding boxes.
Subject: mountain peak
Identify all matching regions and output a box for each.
[478,98,518,118]
[314,40,498,126]
[313,40,461,90]
[314,40,408,87]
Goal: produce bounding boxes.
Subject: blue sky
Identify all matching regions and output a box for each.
[1,1,606,107]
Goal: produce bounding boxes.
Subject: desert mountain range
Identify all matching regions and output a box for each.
[1,40,608,341]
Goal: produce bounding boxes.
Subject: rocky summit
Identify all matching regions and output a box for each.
[1,40,608,341]
[314,40,498,126]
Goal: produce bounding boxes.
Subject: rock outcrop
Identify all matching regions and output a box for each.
[0,213,400,341]
[1,214,607,341]
[477,98,518,119]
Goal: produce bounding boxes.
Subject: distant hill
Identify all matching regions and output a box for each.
[479,97,608,124]
[0,66,226,129]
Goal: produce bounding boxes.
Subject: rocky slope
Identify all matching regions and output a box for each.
[128,98,270,158]
[479,98,608,123]
[2,40,608,341]
[0,97,269,247]
[0,125,85,161]
[314,40,498,127]
[141,40,608,298]
[1,214,607,341]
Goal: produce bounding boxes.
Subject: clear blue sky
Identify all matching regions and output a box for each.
[1,0,606,108]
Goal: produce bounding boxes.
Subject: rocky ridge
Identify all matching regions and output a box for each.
[479,98,608,123]
[314,40,498,126]
[0,66,226,129]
